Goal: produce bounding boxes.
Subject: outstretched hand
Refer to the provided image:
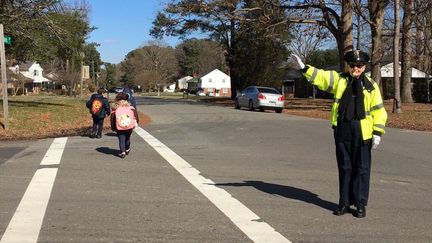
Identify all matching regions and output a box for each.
[289,54,306,70]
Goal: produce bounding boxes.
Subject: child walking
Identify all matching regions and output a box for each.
[112,92,139,158]
[86,88,110,138]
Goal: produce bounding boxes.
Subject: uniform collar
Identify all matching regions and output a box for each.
[341,72,375,92]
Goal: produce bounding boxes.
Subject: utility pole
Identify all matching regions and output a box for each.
[0,24,9,129]
[80,51,84,99]
[92,60,97,88]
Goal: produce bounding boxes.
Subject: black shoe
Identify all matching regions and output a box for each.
[89,134,95,138]
[333,205,349,216]
[119,152,126,159]
[97,134,102,139]
[353,206,366,218]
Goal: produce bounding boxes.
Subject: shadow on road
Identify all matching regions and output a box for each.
[214,180,337,212]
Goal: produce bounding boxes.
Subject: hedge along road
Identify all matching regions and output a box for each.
[1,95,432,242]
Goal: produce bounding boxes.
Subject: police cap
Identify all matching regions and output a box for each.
[343,50,370,63]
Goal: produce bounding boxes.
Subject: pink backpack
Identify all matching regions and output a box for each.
[115,106,136,130]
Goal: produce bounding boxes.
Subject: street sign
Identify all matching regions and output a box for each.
[4,35,11,45]
[82,65,90,79]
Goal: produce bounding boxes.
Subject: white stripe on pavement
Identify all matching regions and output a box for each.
[135,127,291,243]
[1,137,67,243]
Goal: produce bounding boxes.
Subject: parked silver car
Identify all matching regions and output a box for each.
[235,86,285,113]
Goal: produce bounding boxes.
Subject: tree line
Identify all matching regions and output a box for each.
[3,0,431,114]
[1,0,101,95]
[149,0,432,112]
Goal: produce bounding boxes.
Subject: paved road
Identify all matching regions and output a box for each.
[1,96,431,242]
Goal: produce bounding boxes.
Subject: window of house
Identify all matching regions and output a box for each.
[209,78,212,82]
[222,79,226,83]
[33,70,39,76]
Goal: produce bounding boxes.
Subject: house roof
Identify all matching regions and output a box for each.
[6,68,32,82]
[366,62,431,79]
[186,69,230,83]
[201,69,230,79]
[178,76,193,82]
[16,61,36,71]
[285,68,304,80]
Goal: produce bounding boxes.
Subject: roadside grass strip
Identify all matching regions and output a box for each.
[134,126,291,243]
[1,137,67,243]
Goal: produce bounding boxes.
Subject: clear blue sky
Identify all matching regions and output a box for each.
[87,0,178,64]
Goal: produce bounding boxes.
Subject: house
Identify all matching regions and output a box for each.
[286,62,432,102]
[177,75,192,90]
[163,82,176,92]
[9,61,50,93]
[187,69,231,97]
[366,62,432,102]
[284,68,332,99]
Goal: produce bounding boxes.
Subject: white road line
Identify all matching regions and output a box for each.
[135,127,291,243]
[1,137,67,243]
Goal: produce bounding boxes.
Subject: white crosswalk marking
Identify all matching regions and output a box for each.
[135,127,291,243]
[1,137,67,243]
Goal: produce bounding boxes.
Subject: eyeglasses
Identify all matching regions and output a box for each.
[349,63,365,68]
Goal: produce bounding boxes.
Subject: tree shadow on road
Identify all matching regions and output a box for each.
[214,180,337,212]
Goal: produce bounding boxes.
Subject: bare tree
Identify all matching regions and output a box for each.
[289,24,332,61]
[151,0,290,99]
[280,0,354,70]
[6,69,32,96]
[121,42,178,92]
[393,0,402,113]
[401,0,414,103]
[367,0,390,85]
[426,6,432,103]
[352,0,390,84]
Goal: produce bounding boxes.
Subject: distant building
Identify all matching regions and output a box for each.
[9,61,50,93]
[177,76,193,90]
[163,82,176,92]
[187,69,231,97]
[366,62,432,102]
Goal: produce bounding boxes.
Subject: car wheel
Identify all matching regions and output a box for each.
[248,100,254,111]
[235,100,240,109]
[259,107,264,112]
[275,108,283,113]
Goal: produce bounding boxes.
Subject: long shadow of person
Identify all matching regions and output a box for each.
[214,180,337,212]
[96,147,120,157]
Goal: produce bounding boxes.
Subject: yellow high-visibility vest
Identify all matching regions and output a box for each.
[303,65,387,140]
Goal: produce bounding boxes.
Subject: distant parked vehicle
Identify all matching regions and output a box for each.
[114,87,124,93]
[235,86,285,113]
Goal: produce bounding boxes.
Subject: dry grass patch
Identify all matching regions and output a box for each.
[1,95,151,141]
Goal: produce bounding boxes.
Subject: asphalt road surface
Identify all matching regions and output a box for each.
[1,96,431,243]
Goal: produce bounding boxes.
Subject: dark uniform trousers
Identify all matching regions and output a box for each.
[334,120,371,207]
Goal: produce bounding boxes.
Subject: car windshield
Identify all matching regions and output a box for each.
[257,87,280,94]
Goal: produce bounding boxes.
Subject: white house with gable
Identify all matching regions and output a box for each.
[366,62,432,101]
[163,82,176,92]
[9,61,50,93]
[177,75,193,90]
[197,69,231,97]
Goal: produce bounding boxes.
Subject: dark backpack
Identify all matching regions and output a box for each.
[90,98,103,116]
